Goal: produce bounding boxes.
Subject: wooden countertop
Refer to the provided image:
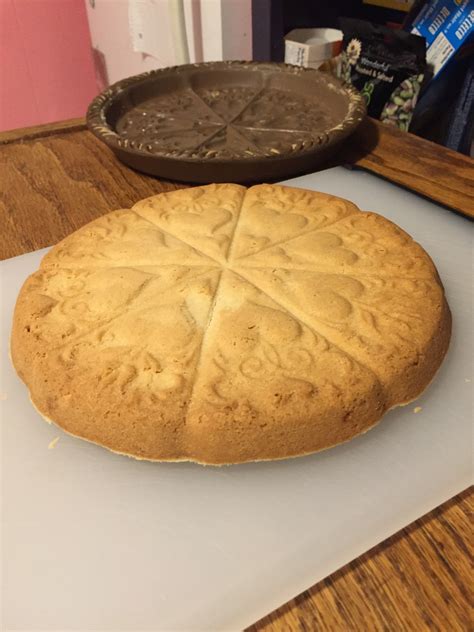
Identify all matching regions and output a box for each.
[1,117,472,631]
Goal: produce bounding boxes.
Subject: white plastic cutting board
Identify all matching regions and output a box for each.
[1,167,472,631]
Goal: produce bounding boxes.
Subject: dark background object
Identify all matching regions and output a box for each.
[445,57,474,155]
[251,0,473,155]
[411,53,474,154]
[251,0,407,62]
[252,0,285,62]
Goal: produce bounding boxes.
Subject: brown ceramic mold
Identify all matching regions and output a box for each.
[86,61,366,183]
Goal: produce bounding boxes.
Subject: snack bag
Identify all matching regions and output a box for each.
[339,18,426,131]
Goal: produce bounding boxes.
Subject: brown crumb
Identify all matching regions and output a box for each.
[48,436,60,450]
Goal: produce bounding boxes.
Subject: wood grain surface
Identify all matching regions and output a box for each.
[343,118,474,221]
[1,119,472,631]
[0,126,186,260]
[247,489,473,632]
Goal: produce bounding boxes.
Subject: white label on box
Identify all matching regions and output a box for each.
[285,42,308,66]
[427,31,455,76]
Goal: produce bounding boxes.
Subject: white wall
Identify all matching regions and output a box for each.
[200,0,223,61]
[85,0,252,86]
[200,0,252,61]
[86,0,175,85]
[221,0,252,60]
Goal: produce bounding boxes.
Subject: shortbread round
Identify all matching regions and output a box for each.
[11,184,451,464]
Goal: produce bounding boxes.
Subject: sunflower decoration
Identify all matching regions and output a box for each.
[346,38,362,65]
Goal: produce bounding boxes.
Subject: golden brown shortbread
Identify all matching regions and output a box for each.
[11,184,451,464]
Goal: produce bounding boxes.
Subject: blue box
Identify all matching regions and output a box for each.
[409,0,473,77]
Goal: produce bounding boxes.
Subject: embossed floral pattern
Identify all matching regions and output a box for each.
[112,74,350,159]
[13,184,448,463]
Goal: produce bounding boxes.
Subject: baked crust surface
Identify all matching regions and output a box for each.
[11,184,451,464]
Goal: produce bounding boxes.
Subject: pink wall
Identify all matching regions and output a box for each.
[0,0,99,131]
